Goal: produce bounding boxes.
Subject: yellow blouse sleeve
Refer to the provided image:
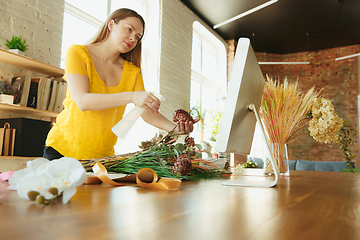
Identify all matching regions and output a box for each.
[64,44,88,78]
[133,70,145,91]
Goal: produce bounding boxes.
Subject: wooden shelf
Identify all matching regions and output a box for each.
[0,48,62,168]
[0,156,36,172]
[0,103,58,118]
[0,47,64,77]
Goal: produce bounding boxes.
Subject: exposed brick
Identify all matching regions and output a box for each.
[159,0,226,121]
[264,45,359,166]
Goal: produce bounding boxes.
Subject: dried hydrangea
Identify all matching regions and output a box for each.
[308,98,344,143]
[0,76,14,95]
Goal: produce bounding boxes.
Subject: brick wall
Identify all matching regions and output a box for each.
[158,0,226,120]
[158,0,193,119]
[0,0,64,71]
[0,0,64,120]
[228,40,360,167]
[258,45,359,167]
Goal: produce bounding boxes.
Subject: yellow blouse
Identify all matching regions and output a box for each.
[46,44,145,160]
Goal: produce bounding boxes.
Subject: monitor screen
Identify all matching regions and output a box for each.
[215,38,265,154]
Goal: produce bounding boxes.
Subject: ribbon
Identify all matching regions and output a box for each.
[136,168,182,190]
[89,162,181,190]
[91,162,126,186]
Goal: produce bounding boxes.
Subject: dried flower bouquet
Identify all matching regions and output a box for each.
[308,98,356,172]
[259,77,321,174]
[81,109,224,181]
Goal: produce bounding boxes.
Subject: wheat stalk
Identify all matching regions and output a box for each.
[260,77,321,172]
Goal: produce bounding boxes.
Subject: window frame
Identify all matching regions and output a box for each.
[191,21,227,144]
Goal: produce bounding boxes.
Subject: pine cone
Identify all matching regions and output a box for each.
[173,109,194,123]
[173,154,193,175]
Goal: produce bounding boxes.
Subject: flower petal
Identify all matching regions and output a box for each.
[27,158,49,171]
[7,168,33,190]
[62,187,77,204]
[59,157,83,169]
[69,168,87,187]
[16,175,53,200]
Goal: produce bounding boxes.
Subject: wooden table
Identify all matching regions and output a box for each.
[1,170,360,240]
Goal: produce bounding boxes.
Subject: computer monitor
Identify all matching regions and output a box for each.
[215,38,279,187]
[216,38,264,154]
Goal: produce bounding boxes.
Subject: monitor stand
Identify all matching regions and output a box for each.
[222,103,279,187]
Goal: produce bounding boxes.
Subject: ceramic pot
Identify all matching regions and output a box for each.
[8,49,24,56]
[0,94,14,104]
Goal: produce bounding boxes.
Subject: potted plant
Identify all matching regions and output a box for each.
[0,76,15,104]
[190,103,206,142]
[5,35,29,55]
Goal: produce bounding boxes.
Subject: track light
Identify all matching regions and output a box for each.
[258,62,310,65]
[335,52,360,61]
[213,0,278,29]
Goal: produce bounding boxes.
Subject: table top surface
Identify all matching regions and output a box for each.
[1,170,360,240]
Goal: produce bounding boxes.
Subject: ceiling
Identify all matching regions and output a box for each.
[180,0,360,54]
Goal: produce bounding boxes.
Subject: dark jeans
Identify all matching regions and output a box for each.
[43,146,64,160]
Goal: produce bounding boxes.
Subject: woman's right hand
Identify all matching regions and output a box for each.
[132,91,161,113]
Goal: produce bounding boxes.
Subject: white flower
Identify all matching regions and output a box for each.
[7,158,49,190]
[8,157,87,204]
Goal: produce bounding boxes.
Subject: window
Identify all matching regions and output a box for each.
[190,22,227,148]
[61,11,99,68]
[61,0,149,68]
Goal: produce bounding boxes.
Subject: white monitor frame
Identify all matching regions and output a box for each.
[215,38,279,187]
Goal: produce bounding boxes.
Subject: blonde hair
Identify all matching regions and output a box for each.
[89,8,145,69]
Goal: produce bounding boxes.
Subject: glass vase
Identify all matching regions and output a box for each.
[264,143,289,176]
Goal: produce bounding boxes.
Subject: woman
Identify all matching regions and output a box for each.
[44,8,197,160]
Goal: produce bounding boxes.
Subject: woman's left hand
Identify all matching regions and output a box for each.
[175,118,200,134]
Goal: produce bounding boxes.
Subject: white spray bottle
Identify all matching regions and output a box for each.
[111,92,165,139]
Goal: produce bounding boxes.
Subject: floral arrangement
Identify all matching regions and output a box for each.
[308,98,344,143]
[308,97,356,171]
[259,77,356,173]
[259,77,321,174]
[190,104,206,142]
[8,157,87,205]
[0,76,14,95]
[82,136,222,181]
[82,109,224,181]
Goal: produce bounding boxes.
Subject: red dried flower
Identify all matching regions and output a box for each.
[172,154,193,176]
[185,136,195,148]
[173,109,194,123]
